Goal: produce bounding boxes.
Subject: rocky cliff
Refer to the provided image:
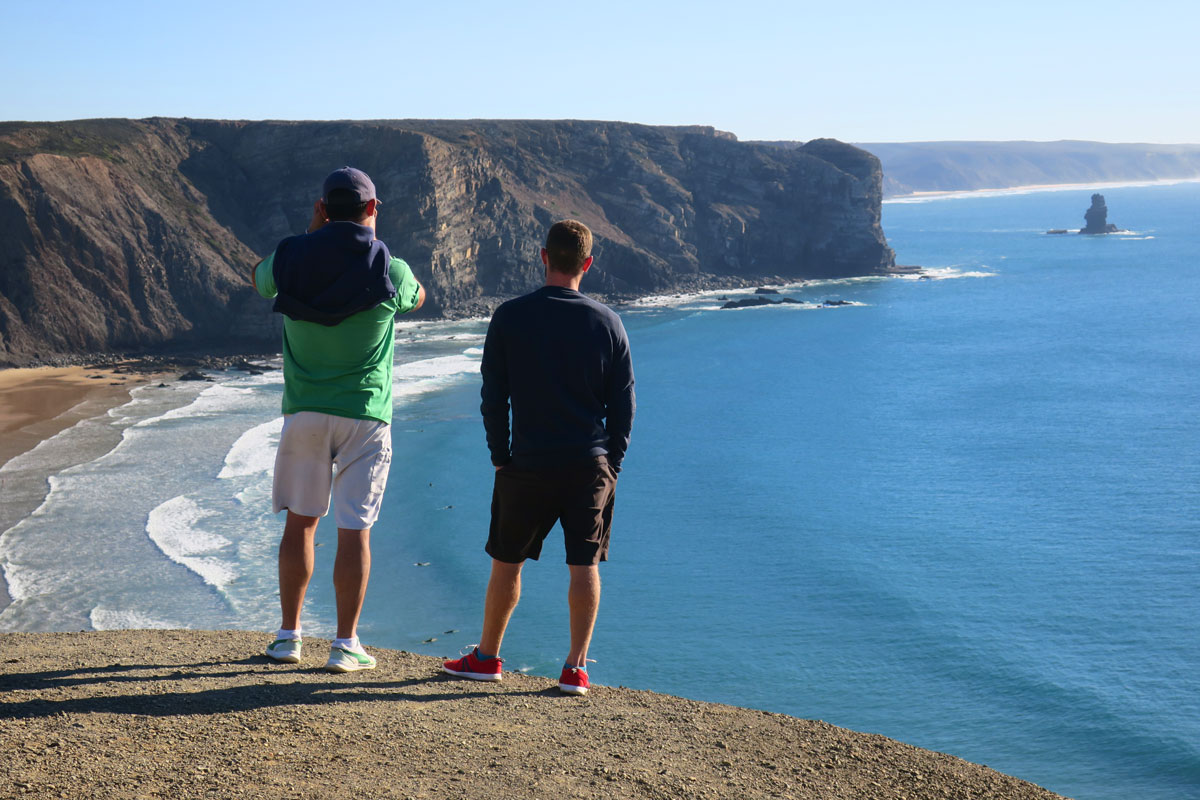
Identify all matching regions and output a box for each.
[0,119,894,366]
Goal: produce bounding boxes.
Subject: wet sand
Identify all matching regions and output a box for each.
[0,366,166,613]
[0,366,151,469]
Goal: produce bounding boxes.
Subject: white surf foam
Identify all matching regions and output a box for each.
[218,419,283,479]
[396,353,481,380]
[392,353,483,400]
[896,266,997,280]
[398,331,487,345]
[146,496,236,589]
[0,556,39,605]
[134,383,262,427]
[626,287,739,308]
[89,607,177,630]
[395,319,489,343]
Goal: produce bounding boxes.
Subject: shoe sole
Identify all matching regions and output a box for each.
[442,665,502,682]
[558,682,588,695]
[325,659,376,673]
[266,652,301,664]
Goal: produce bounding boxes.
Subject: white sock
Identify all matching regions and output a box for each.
[332,636,362,653]
[276,628,301,641]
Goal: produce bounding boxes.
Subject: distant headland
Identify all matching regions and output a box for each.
[761,140,1200,198]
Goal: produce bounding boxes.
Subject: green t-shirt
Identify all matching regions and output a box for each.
[254,252,422,424]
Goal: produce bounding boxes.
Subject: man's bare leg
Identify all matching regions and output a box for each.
[566,564,601,668]
[279,512,319,631]
[480,559,523,656]
[333,528,371,641]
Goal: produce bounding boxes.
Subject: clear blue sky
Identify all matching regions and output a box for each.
[3,0,1196,143]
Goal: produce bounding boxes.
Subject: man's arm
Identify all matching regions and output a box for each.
[604,324,635,472]
[479,313,512,467]
[390,258,425,314]
[252,253,277,299]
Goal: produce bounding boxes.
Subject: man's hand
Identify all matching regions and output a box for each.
[306,200,328,234]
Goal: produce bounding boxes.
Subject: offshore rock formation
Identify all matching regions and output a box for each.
[1080,193,1119,234]
[0,119,895,366]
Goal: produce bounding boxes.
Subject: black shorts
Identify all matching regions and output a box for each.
[486,456,618,565]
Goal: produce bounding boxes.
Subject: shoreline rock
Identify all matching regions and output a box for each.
[0,630,1069,800]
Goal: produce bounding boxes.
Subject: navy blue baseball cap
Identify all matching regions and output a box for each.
[322,167,378,204]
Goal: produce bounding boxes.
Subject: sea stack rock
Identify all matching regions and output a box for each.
[1080,193,1119,234]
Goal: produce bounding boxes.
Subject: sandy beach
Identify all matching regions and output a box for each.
[0,365,172,613]
[0,630,1070,799]
[884,175,1200,202]
[0,366,153,470]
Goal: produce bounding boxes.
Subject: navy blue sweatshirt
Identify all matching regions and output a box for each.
[271,222,396,326]
[481,286,635,470]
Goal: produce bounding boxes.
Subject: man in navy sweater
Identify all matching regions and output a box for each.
[443,220,635,695]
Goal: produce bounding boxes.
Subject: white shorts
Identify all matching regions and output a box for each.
[272,411,392,530]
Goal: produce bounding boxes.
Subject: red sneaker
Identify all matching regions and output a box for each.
[442,648,503,682]
[558,666,589,695]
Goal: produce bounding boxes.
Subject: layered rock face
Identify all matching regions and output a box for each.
[0,119,894,365]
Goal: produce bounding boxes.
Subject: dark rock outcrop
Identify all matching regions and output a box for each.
[0,119,896,366]
[1080,193,1119,234]
[721,296,802,309]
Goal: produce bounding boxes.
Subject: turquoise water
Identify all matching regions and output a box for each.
[2,181,1198,799]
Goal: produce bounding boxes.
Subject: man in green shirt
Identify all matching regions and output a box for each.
[252,167,424,672]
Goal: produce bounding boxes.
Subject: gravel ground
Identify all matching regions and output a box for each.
[0,630,1069,800]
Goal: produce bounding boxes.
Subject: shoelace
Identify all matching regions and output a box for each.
[457,644,502,664]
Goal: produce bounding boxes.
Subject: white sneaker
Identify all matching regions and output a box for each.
[325,645,377,673]
[265,638,302,663]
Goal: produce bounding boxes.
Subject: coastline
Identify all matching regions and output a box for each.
[0,366,147,469]
[884,175,1200,203]
[0,356,279,618]
[0,366,158,614]
[0,629,1070,800]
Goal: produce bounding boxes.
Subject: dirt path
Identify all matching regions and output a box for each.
[0,631,1069,799]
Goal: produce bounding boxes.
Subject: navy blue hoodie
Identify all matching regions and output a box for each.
[271,222,396,326]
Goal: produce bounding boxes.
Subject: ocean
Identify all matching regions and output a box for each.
[2,180,1198,800]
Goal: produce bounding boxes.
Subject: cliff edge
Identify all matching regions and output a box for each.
[0,119,895,366]
[0,630,1068,799]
